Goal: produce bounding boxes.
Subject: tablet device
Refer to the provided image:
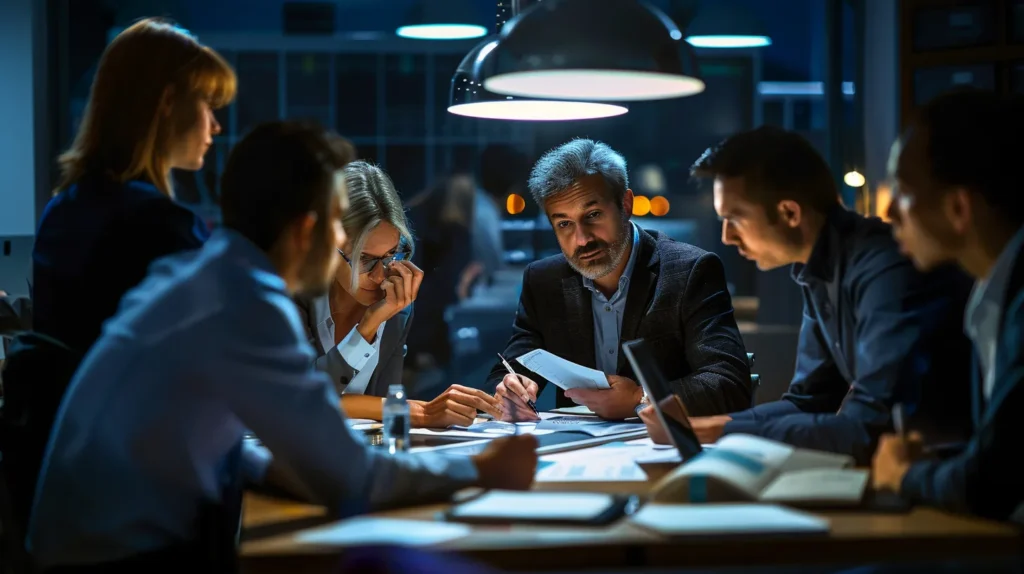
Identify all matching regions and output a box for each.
[621,338,703,461]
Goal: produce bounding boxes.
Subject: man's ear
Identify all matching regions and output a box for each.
[776,200,802,228]
[292,211,319,255]
[622,188,635,219]
[946,188,972,235]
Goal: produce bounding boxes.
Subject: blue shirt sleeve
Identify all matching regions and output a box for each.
[209,292,479,515]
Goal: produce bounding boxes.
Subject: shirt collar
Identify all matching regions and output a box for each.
[965,224,1024,334]
[583,221,641,296]
[212,227,288,294]
[792,204,850,286]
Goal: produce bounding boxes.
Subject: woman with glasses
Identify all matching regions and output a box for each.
[295,162,502,426]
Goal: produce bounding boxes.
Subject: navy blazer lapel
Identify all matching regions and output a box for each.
[617,231,659,373]
[563,275,596,369]
[984,249,1024,423]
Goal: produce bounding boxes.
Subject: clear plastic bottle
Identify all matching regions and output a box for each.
[382,384,410,454]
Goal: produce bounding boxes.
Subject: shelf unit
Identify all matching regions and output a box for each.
[900,0,1024,126]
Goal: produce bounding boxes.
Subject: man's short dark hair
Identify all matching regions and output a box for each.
[220,121,347,251]
[911,88,1024,228]
[690,126,839,219]
[528,138,628,207]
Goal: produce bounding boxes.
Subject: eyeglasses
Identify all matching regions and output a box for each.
[338,248,409,275]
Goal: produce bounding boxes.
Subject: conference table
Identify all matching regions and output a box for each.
[239,440,1023,573]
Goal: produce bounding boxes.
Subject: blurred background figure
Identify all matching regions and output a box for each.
[468,144,532,293]
[404,172,478,398]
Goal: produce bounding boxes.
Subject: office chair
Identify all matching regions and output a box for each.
[747,352,761,407]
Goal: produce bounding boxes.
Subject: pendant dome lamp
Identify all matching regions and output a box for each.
[396,0,488,40]
[448,36,628,120]
[479,0,704,102]
[685,1,772,48]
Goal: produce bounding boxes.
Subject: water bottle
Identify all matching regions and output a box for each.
[382,384,410,454]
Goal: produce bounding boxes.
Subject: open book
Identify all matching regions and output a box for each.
[515,349,610,391]
[648,434,869,508]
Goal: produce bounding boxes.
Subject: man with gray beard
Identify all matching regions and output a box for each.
[487,139,751,421]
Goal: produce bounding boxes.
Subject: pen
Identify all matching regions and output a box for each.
[892,403,905,438]
[497,353,539,414]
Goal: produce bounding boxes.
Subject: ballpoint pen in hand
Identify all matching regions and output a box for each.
[497,353,539,414]
[892,403,905,438]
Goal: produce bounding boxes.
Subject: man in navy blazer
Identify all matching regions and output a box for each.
[873,89,1024,523]
[641,126,974,465]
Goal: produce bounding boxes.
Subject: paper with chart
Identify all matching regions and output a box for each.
[536,442,648,482]
[515,349,610,391]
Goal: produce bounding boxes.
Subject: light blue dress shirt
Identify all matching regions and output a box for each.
[964,225,1024,399]
[27,229,478,568]
[582,222,640,374]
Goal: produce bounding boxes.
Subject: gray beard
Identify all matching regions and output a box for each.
[566,223,632,280]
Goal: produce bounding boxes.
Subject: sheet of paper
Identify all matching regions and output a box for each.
[549,404,596,415]
[535,418,646,437]
[631,503,829,536]
[536,459,647,482]
[410,426,556,439]
[295,518,471,546]
[516,349,610,391]
[451,490,616,521]
[760,468,868,504]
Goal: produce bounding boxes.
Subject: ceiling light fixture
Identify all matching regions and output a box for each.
[448,36,628,120]
[685,1,772,49]
[479,0,704,101]
[396,0,487,40]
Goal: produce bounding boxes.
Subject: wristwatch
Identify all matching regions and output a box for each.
[634,393,650,417]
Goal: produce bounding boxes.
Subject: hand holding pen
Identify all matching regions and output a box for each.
[496,353,540,421]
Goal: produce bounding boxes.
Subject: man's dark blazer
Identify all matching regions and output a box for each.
[722,206,974,465]
[901,238,1024,523]
[486,227,752,414]
[293,294,412,399]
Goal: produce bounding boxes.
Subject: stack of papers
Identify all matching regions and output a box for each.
[535,442,650,482]
[535,417,646,437]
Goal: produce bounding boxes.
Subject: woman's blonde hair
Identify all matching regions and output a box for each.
[341,161,415,291]
[56,17,237,197]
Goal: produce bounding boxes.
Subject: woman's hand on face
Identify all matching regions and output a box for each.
[361,260,424,332]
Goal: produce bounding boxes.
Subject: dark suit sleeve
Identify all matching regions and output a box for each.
[899,302,1024,521]
[727,250,929,464]
[485,264,547,393]
[668,253,752,416]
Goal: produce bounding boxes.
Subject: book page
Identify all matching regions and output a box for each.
[516,349,611,390]
[760,468,869,505]
[671,434,795,497]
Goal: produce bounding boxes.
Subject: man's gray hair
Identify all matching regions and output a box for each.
[527,138,629,207]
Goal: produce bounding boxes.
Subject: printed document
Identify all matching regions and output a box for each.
[516,349,610,390]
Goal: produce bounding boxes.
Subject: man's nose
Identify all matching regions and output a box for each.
[721,220,738,246]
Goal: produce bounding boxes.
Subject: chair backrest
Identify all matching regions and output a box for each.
[746,353,760,406]
[0,331,81,546]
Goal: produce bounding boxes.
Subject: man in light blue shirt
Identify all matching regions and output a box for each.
[586,222,640,374]
[28,122,538,570]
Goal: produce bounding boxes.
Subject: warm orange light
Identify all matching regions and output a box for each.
[506,193,526,215]
[632,195,651,216]
[875,184,892,222]
[649,196,670,216]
